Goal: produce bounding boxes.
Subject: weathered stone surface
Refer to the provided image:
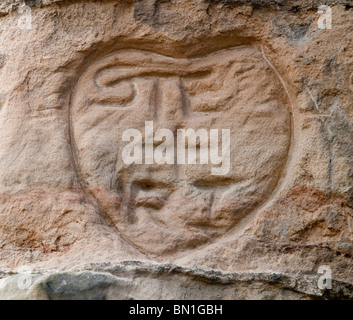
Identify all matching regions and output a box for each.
[71,46,291,254]
[1,262,353,300]
[0,0,352,299]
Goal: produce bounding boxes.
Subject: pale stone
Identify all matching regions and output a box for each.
[0,0,352,299]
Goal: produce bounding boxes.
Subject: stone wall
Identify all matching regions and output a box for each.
[0,0,352,299]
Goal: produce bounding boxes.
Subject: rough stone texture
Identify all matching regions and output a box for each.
[1,262,353,300]
[0,0,352,299]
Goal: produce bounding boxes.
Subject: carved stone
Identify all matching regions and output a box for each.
[0,0,352,300]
